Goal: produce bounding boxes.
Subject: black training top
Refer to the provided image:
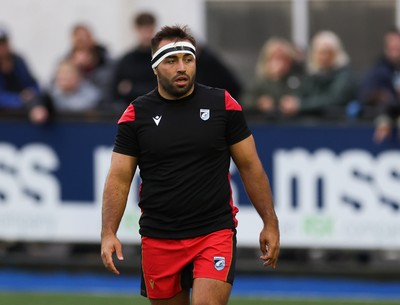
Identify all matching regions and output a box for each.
[113,83,252,239]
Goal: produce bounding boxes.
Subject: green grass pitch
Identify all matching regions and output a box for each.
[0,292,399,305]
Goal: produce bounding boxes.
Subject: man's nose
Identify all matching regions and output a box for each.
[176,59,186,71]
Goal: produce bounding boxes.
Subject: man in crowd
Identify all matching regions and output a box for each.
[0,26,40,110]
[110,12,158,111]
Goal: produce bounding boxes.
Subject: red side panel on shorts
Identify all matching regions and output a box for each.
[118,104,135,124]
[228,172,239,227]
[224,91,242,111]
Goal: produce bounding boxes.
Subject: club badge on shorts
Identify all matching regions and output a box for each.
[214,256,226,271]
[200,109,210,121]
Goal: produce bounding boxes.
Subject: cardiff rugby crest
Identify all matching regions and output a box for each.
[214,256,226,271]
[200,109,210,121]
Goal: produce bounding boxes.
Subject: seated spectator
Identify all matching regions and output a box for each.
[280,31,357,119]
[67,23,114,104]
[358,28,400,142]
[0,26,40,110]
[110,12,158,111]
[241,37,304,118]
[29,60,101,123]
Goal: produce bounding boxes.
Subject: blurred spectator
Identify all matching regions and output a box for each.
[196,43,242,100]
[110,12,157,111]
[280,31,357,119]
[110,12,242,110]
[0,26,40,110]
[29,60,101,123]
[67,23,114,104]
[241,37,304,118]
[358,28,400,142]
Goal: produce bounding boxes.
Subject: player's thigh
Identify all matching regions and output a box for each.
[149,289,190,305]
[191,278,232,305]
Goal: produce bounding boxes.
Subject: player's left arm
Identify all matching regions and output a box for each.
[230,135,280,268]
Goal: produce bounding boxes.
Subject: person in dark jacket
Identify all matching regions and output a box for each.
[110,12,243,112]
[359,28,400,142]
[0,27,40,110]
[196,44,242,100]
[109,12,158,112]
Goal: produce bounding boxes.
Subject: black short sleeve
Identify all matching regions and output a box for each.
[226,110,252,145]
[113,122,140,157]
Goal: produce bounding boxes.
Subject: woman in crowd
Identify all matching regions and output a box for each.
[280,31,357,119]
[242,37,303,119]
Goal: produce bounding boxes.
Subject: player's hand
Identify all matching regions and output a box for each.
[259,223,280,269]
[101,234,124,275]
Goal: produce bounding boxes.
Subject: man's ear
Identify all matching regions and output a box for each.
[153,68,158,76]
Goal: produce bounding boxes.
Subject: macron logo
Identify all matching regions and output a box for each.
[152,115,162,126]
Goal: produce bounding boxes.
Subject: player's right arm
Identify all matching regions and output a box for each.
[101,152,138,275]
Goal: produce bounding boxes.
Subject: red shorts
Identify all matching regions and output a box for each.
[140,228,236,299]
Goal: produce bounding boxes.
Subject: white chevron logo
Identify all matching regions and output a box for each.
[152,115,162,126]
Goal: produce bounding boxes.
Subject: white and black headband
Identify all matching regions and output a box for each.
[151,41,196,69]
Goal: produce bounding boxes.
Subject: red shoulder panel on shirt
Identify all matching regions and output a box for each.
[118,104,135,124]
[224,91,242,111]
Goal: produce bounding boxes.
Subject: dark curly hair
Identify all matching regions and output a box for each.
[151,25,196,55]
